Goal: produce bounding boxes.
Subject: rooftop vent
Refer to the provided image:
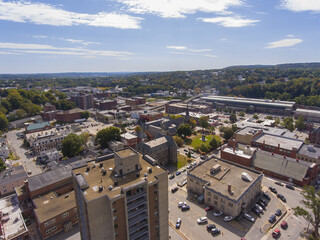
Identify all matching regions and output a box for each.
[114,181,118,186]
[147,167,152,173]
[99,163,103,168]
[144,173,148,177]
[136,173,140,178]
[101,168,106,176]
[241,172,253,182]
[86,166,90,172]
[109,185,113,191]
[210,164,221,175]
[99,186,103,192]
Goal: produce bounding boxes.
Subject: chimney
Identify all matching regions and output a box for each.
[228,184,232,192]
[278,144,280,148]
[283,155,286,159]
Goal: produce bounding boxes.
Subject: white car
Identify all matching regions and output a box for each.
[224,216,233,222]
[255,204,263,213]
[213,210,223,217]
[244,213,255,222]
[197,217,208,224]
[178,201,187,208]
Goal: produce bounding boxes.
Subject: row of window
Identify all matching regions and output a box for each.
[46,226,57,235]
[44,209,77,227]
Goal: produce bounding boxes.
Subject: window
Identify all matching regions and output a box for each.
[119,169,123,175]
[214,195,218,200]
[114,223,118,228]
[214,201,217,206]
[190,179,194,182]
[207,192,211,196]
[44,219,56,227]
[46,226,57,235]
[73,208,77,213]
[228,203,233,207]
[113,216,117,221]
[207,198,211,202]
[62,212,69,218]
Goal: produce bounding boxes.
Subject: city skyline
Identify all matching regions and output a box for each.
[0,0,320,73]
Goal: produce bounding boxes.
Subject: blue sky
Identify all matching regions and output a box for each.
[0,0,320,73]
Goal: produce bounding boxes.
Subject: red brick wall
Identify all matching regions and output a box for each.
[148,184,159,240]
[113,197,127,240]
[220,150,252,167]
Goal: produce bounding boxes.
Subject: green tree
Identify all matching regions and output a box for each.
[253,114,259,120]
[173,136,184,147]
[238,111,245,117]
[295,116,306,131]
[199,143,209,153]
[209,137,218,149]
[81,111,90,119]
[282,117,295,131]
[220,127,234,140]
[95,127,121,149]
[231,124,238,133]
[62,133,84,158]
[0,112,9,131]
[293,186,320,238]
[199,116,209,130]
[0,159,6,172]
[177,124,192,138]
[187,151,192,158]
[229,113,237,123]
[265,116,274,120]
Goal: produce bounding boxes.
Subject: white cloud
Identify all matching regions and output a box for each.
[287,34,295,37]
[281,0,320,12]
[59,38,101,46]
[166,46,187,50]
[204,54,218,58]
[0,51,21,55]
[0,42,133,57]
[199,15,259,27]
[189,48,212,52]
[32,35,47,39]
[0,0,142,29]
[118,0,243,18]
[265,38,303,48]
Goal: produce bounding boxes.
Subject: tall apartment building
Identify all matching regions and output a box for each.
[72,148,169,240]
[71,93,94,110]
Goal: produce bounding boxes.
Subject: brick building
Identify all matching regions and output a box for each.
[309,127,320,144]
[165,103,212,114]
[95,99,117,111]
[120,132,140,148]
[0,165,28,196]
[55,108,84,123]
[125,97,146,106]
[25,121,52,134]
[71,93,94,110]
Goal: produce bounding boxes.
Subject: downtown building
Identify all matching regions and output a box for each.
[72,148,169,240]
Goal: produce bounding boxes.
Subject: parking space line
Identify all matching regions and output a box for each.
[169,222,189,240]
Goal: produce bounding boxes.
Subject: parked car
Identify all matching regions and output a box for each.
[197,217,208,224]
[275,181,284,186]
[268,215,276,223]
[285,184,295,190]
[281,221,288,229]
[181,168,186,172]
[207,224,216,231]
[259,199,267,205]
[244,213,255,222]
[263,192,271,200]
[178,201,187,208]
[269,187,277,194]
[224,216,233,222]
[205,206,213,211]
[169,174,175,180]
[176,171,181,176]
[176,218,182,229]
[255,204,263,213]
[277,194,287,202]
[171,187,178,193]
[186,165,192,169]
[184,149,188,152]
[257,202,266,210]
[211,228,221,235]
[252,206,260,216]
[275,209,282,216]
[272,229,280,238]
[181,205,190,211]
[200,155,205,160]
[213,210,223,217]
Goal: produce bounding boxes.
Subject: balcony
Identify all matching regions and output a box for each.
[128,206,148,220]
[127,197,147,211]
[129,227,149,240]
[129,222,148,236]
[127,191,147,203]
[128,213,148,227]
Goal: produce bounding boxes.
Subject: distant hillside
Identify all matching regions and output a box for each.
[224,62,320,70]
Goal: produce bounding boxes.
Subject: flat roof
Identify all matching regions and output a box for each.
[0,194,28,240]
[121,132,137,140]
[72,150,167,202]
[28,166,72,193]
[298,144,320,159]
[202,95,295,109]
[296,108,320,116]
[222,147,254,159]
[253,133,303,150]
[145,137,167,148]
[188,158,261,202]
[0,165,28,186]
[236,127,262,136]
[33,191,76,223]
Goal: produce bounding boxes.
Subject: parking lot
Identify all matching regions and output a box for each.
[168,170,308,240]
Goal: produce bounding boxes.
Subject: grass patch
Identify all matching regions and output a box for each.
[177,154,193,169]
[187,134,214,149]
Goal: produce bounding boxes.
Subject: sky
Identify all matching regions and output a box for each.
[0,0,320,73]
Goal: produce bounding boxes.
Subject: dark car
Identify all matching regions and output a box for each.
[211,228,221,235]
[207,224,216,231]
[275,181,284,186]
[176,171,181,176]
[281,221,288,229]
[176,218,182,229]
[260,199,267,205]
[252,207,260,216]
[269,187,277,194]
[171,187,178,193]
[181,205,190,211]
[275,209,282,216]
[286,184,295,190]
[277,194,287,202]
[263,192,271,200]
[268,215,276,223]
[169,174,175,180]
